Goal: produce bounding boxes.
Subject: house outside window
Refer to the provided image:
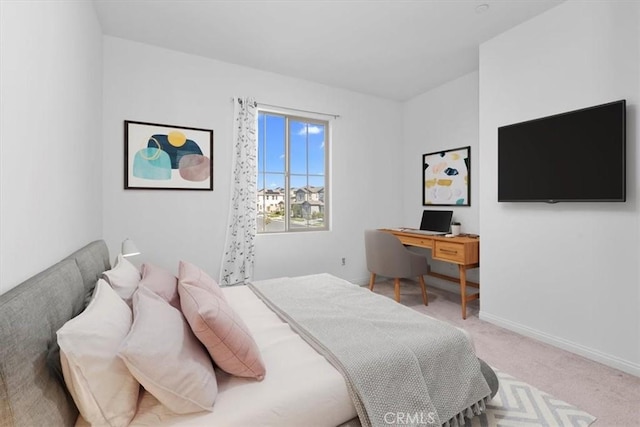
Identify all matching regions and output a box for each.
[257,111,329,233]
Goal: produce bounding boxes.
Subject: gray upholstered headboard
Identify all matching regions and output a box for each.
[0,240,110,427]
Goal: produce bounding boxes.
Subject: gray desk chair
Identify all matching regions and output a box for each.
[364,230,428,305]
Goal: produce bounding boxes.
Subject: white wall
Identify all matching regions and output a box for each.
[102,37,403,284]
[403,71,480,288]
[0,1,103,294]
[479,1,640,375]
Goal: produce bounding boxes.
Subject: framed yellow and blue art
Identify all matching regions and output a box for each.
[124,120,213,190]
[422,146,470,206]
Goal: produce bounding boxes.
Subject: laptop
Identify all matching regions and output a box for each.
[416,210,453,235]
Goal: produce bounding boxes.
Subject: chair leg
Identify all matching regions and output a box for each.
[418,275,428,306]
[394,278,401,302]
[369,273,376,291]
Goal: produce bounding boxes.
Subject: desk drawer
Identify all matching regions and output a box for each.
[397,235,433,249]
[433,241,465,263]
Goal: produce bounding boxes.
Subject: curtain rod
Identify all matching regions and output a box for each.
[231,97,339,119]
[258,102,340,119]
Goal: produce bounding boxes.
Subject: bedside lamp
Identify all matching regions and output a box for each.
[121,238,140,258]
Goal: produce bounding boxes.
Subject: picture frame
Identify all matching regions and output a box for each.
[124,120,213,191]
[422,146,470,206]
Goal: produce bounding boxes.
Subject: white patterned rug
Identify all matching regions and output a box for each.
[470,370,596,426]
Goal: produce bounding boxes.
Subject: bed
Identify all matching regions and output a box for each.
[0,240,497,427]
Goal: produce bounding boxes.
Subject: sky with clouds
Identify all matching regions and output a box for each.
[258,112,326,191]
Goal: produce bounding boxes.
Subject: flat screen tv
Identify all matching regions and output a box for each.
[498,100,626,202]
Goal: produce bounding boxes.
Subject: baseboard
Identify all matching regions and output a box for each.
[480,311,640,378]
[426,276,476,295]
[349,276,372,286]
[352,275,472,294]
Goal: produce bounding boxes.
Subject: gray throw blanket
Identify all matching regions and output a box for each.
[248,274,491,427]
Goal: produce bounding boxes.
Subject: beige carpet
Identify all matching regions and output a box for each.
[370,279,640,426]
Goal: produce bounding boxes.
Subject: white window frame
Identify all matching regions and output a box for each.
[257,110,330,234]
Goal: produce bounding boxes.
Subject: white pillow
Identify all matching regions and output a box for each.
[102,254,141,305]
[118,286,218,414]
[57,279,139,427]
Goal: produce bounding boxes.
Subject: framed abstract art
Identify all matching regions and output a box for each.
[124,120,213,190]
[422,146,470,206]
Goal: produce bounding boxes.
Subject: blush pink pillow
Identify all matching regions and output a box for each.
[140,263,179,309]
[178,260,226,302]
[178,282,266,380]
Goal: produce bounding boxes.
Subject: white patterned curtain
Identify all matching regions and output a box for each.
[220,97,257,286]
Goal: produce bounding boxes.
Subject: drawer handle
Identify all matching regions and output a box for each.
[441,249,458,254]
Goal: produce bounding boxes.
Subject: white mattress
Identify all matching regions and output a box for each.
[77,286,356,426]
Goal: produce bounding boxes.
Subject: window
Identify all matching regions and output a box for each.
[257,111,329,233]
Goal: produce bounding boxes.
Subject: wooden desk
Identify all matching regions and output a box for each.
[383,229,479,319]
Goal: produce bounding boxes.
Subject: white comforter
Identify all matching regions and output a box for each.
[77,286,357,426]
